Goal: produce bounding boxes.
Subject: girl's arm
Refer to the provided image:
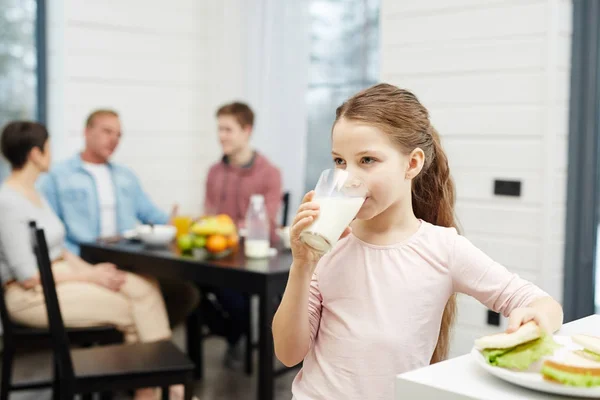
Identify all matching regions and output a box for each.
[273,190,339,367]
[272,262,318,367]
[450,233,563,332]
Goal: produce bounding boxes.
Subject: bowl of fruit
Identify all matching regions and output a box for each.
[176,214,239,259]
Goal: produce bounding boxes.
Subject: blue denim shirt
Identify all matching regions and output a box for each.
[39,155,169,255]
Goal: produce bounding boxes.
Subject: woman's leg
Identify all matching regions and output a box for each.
[116,273,180,400]
[5,279,140,342]
[117,272,172,342]
[67,261,172,343]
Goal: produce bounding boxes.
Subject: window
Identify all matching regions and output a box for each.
[0,0,45,179]
[305,0,380,191]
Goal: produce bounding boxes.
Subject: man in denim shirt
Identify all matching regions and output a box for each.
[39,109,199,327]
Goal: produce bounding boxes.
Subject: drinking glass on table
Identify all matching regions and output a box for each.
[173,215,193,239]
[300,169,367,254]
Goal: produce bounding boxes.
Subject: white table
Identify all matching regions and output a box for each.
[395,315,600,400]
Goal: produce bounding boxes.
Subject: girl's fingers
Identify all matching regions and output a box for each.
[300,191,315,204]
[506,315,525,333]
[532,315,551,334]
[290,216,315,238]
[292,210,319,228]
[506,308,550,333]
[297,201,320,213]
[506,308,529,333]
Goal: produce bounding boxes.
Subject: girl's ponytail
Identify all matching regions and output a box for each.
[413,126,457,363]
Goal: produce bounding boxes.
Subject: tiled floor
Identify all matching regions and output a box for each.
[5,326,297,400]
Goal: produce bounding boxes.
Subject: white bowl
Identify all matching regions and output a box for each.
[137,225,176,247]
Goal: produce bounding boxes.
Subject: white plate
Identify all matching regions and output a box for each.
[471,335,600,398]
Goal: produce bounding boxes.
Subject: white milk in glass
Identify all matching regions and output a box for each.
[300,196,365,253]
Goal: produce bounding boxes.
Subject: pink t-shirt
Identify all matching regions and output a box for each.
[291,220,548,400]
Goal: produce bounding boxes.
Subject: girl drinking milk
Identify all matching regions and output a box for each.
[272,83,563,400]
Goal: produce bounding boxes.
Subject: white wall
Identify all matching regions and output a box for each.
[46,0,307,221]
[381,0,572,357]
[47,0,246,215]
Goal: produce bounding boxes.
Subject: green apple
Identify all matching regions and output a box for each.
[193,235,207,248]
[177,234,193,251]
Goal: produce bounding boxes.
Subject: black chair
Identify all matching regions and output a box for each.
[0,285,125,400]
[0,223,124,400]
[30,225,195,400]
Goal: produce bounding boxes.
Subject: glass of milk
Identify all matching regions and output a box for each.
[300,169,367,253]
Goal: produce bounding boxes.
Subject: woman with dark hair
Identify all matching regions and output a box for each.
[0,122,188,400]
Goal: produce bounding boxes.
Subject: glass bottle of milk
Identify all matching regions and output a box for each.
[244,194,270,258]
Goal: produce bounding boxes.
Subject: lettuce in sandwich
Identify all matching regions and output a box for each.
[542,351,600,387]
[572,334,600,362]
[475,321,560,371]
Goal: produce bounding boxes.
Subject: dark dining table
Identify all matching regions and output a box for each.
[80,239,295,400]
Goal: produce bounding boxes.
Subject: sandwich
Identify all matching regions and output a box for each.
[572,334,600,362]
[542,351,600,387]
[474,321,559,371]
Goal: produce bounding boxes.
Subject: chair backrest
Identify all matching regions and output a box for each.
[29,224,75,380]
[0,240,17,349]
[281,192,290,227]
[0,221,40,349]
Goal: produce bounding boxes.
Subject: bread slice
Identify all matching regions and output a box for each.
[475,321,541,350]
[572,334,600,355]
[559,351,600,368]
[575,350,600,362]
[542,352,600,387]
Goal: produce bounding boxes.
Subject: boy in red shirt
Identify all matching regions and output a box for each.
[205,102,282,243]
[204,102,282,368]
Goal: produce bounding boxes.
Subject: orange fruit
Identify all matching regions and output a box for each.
[206,235,228,253]
[214,214,236,236]
[227,234,239,248]
[216,214,234,225]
